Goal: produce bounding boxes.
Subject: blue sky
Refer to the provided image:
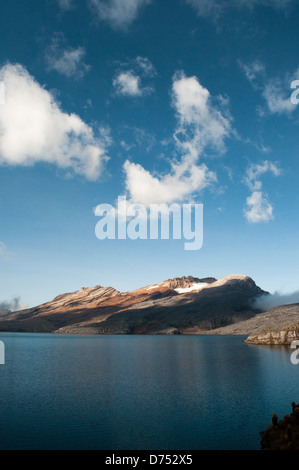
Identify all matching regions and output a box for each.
[0,0,299,308]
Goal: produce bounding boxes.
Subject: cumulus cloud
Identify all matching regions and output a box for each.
[172,72,232,157]
[186,0,295,20]
[89,0,151,30]
[244,161,281,223]
[245,190,274,223]
[0,298,27,315]
[45,34,90,79]
[0,64,110,180]
[121,72,232,207]
[123,160,217,206]
[113,71,142,96]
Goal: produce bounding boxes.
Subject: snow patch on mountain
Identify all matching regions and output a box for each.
[174,282,208,294]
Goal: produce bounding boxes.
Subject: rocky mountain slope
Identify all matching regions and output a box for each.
[204,303,299,344]
[0,274,266,335]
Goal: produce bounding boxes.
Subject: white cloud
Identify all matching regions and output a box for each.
[120,72,232,207]
[244,190,274,223]
[89,0,151,30]
[186,0,295,20]
[185,0,222,20]
[244,160,281,191]
[135,56,156,77]
[120,126,156,152]
[46,34,90,79]
[262,81,294,115]
[244,161,281,223]
[123,159,217,206]
[172,72,232,157]
[113,72,142,96]
[239,60,265,85]
[113,57,156,97]
[0,63,110,180]
[240,60,295,116]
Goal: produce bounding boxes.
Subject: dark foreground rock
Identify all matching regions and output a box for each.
[261,402,299,450]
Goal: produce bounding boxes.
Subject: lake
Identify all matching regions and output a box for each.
[0,333,297,450]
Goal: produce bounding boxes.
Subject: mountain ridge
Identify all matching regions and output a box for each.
[0,274,267,335]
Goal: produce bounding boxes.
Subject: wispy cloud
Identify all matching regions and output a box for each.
[134,56,156,77]
[244,160,281,223]
[185,0,295,21]
[89,0,151,30]
[240,60,295,115]
[244,160,281,191]
[240,60,265,86]
[185,0,222,21]
[0,241,11,258]
[0,63,110,180]
[119,126,156,153]
[113,56,156,97]
[57,0,74,11]
[45,33,90,79]
[262,80,294,115]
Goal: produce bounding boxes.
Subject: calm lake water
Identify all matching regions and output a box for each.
[0,333,298,450]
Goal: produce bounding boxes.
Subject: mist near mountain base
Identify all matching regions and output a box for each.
[254,291,299,311]
[0,298,26,315]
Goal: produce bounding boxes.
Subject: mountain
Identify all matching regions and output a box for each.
[0,274,266,335]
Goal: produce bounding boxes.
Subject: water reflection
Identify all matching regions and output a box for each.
[0,333,297,450]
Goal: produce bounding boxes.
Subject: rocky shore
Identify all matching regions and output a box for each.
[204,303,299,345]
